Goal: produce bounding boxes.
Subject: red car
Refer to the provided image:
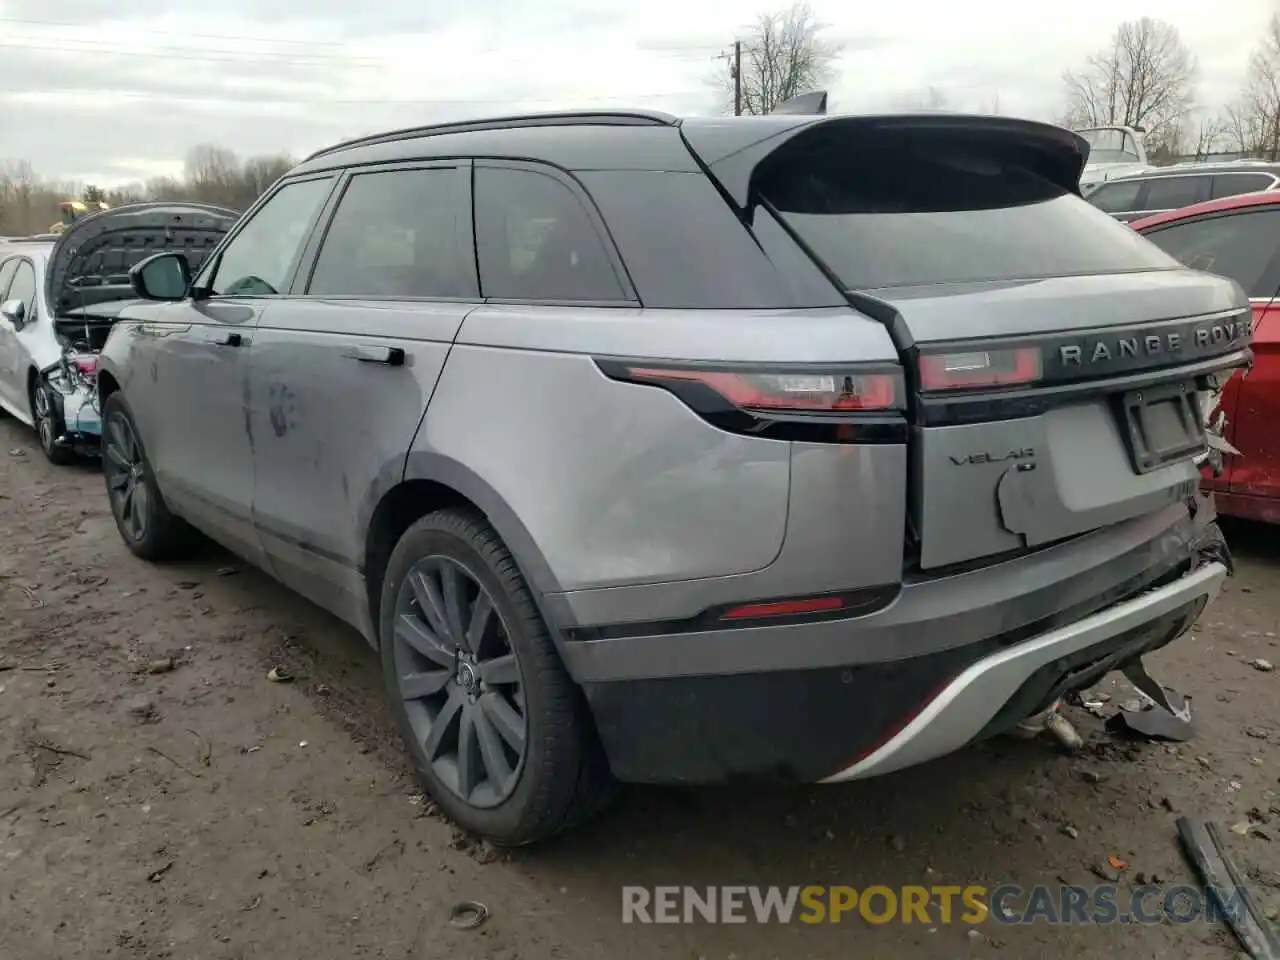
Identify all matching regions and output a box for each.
[1133,190,1280,523]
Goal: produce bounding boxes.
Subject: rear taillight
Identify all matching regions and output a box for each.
[71,356,98,378]
[918,347,1041,392]
[595,359,906,443]
[599,361,903,412]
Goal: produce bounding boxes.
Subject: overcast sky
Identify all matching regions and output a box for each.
[0,0,1271,185]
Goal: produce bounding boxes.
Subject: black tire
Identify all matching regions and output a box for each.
[31,379,77,466]
[101,392,193,561]
[380,508,616,845]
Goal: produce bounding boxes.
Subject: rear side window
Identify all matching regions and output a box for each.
[474,166,627,302]
[1087,180,1143,214]
[309,167,475,299]
[1212,173,1277,200]
[1141,208,1280,298]
[0,258,18,299]
[761,143,1177,289]
[1142,175,1210,211]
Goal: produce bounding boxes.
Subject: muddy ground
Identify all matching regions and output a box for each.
[2,415,1279,960]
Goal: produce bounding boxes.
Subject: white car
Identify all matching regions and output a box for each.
[0,201,237,464]
[0,238,101,463]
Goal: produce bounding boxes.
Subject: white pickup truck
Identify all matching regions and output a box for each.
[1076,125,1152,195]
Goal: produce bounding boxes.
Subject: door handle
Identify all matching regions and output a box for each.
[343,345,405,366]
[212,332,245,347]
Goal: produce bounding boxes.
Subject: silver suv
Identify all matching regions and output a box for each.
[93,109,1249,844]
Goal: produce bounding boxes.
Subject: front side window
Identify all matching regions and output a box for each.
[474,166,626,302]
[6,261,36,317]
[1141,208,1280,298]
[0,257,19,300]
[209,177,333,297]
[308,167,474,299]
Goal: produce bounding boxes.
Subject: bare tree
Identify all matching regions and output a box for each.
[980,90,1003,115]
[1231,13,1280,158]
[0,147,297,233]
[1061,18,1197,155]
[1188,115,1226,159]
[718,2,842,115]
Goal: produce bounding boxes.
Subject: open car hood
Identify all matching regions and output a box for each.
[46,201,238,319]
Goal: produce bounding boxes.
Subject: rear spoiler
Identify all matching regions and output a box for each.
[679,113,1090,208]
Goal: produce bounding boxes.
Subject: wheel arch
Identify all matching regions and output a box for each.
[361,451,568,653]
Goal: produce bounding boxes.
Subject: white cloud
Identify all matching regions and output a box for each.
[0,0,1270,183]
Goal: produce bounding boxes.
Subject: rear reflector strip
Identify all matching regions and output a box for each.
[720,596,847,621]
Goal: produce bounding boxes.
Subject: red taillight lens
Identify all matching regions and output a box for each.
[616,366,903,412]
[918,347,1041,392]
[71,356,98,377]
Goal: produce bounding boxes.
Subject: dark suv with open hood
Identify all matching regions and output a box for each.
[92,105,1248,844]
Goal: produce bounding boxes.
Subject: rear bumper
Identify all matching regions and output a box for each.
[574,509,1227,784]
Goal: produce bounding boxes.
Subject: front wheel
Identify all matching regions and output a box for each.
[101,393,193,561]
[379,508,615,845]
[31,380,76,465]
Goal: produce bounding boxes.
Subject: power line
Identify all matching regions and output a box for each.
[0,86,709,107]
[0,36,718,70]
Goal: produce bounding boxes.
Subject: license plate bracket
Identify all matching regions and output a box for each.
[1117,381,1205,475]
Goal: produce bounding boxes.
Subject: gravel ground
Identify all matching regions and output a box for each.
[2,414,1279,960]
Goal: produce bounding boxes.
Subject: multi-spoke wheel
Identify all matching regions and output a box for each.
[393,556,528,808]
[31,380,75,465]
[379,508,616,844]
[101,393,191,560]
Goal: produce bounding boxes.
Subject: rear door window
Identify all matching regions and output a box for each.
[308,166,475,299]
[1211,173,1277,200]
[473,166,628,302]
[1140,208,1280,298]
[1087,180,1143,214]
[1141,175,1211,211]
[761,143,1177,290]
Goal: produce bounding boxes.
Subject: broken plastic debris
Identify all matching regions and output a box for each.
[266,666,292,683]
[298,741,308,748]
[1108,855,1129,871]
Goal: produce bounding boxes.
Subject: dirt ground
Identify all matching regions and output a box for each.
[2,415,1279,960]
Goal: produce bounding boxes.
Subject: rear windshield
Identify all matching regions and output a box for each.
[758,142,1179,290]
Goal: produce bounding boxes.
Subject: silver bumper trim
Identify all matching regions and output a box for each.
[820,561,1228,783]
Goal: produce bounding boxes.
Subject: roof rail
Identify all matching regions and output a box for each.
[305,109,681,162]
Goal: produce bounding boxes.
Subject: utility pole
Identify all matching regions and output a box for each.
[732,40,743,116]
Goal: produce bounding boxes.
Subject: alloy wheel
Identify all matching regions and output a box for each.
[393,556,528,808]
[104,412,150,542]
[33,385,54,452]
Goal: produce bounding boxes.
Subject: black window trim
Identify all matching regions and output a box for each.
[471,157,640,307]
[192,171,340,302]
[0,255,21,302]
[293,159,481,302]
[3,257,38,318]
[1139,205,1280,302]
